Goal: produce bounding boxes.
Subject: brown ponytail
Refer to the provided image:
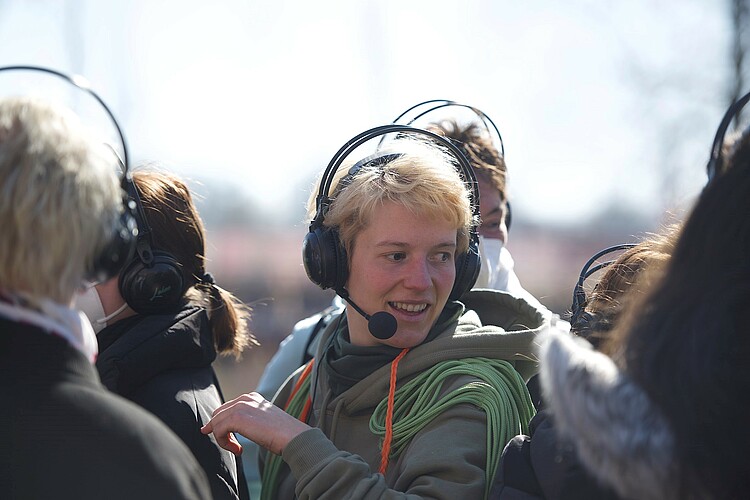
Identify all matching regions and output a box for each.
[191,280,256,357]
[134,168,256,357]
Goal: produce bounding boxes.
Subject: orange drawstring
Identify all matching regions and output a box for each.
[379,348,410,475]
[284,359,314,422]
[299,393,313,423]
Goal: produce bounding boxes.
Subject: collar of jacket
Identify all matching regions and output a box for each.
[95,304,216,396]
[1,317,100,389]
[539,328,676,500]
[314,289,550,415]
[323,301,464,397]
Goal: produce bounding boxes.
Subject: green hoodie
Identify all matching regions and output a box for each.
[265,289,549,500]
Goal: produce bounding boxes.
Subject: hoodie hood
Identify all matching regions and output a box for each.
[96,304,217,396]
[539,328,676,500]
[318,289,551,415]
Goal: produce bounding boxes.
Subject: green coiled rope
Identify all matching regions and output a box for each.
[261,357,535,500]
[369,357,535,500]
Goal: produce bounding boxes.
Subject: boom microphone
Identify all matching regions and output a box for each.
[337,289,398,340]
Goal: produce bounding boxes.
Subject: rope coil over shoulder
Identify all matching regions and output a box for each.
[369,357,535,500]
[261,356,535,500]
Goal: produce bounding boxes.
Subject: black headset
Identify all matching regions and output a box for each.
[570,243,637,332]
[0,65,137,282]
[707,90,750,182]
[386,99,512,232]
[303,124,482,301]
[114,156,186,314]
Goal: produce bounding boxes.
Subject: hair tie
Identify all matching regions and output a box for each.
[201,272,216,285]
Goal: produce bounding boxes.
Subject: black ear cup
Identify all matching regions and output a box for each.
[303,152,402,291]
[302,224,349,291]
[119,251,185,314]
[569,289,591,332]
[118,166,188,315]
[87,193,138,283]
[451,232,481,300]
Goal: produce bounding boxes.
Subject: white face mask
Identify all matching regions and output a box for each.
[476,235,512,291]
[72,283,128,334]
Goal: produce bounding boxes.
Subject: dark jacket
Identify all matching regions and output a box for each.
[96,304,249,500]
[490,409,621,500]
[0,318,212,500]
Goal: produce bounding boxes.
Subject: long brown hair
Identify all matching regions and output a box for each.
[134,169,255,357]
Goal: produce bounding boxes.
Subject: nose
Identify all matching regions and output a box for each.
[402,257,432,291]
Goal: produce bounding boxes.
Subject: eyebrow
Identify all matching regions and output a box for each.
[375,240,457,249]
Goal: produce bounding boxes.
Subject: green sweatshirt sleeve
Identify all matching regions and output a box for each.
[282,398,488,499]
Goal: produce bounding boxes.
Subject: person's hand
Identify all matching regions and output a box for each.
[200,391,311,456]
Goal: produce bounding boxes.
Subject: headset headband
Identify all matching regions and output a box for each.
[571,243,637,322]
[0,65,130,173]
[382,99,504,157]
[314,123,480,224]
[707,90,750,181]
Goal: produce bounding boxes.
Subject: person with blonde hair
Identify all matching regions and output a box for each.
[202,128,553,499]
[0,96,211,499]
[75,168,254,500]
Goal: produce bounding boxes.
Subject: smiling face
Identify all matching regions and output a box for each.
[345,201,458,348]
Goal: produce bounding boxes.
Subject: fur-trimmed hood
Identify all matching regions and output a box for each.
[539,329,677,500]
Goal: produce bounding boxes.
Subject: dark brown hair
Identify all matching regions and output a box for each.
[426,119,507,201]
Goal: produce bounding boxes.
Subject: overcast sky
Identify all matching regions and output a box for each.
[0,0,740,227]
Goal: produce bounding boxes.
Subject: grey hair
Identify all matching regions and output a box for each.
[0,97,122,303]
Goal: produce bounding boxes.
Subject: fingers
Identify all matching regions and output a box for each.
[225,433,243,456]
[201,391,311,455]
[200,393,255,455]
[201,392,266,454]
[212,430,243,456]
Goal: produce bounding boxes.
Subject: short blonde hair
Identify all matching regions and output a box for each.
[0,97,122,303]
[308,137,476,260]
